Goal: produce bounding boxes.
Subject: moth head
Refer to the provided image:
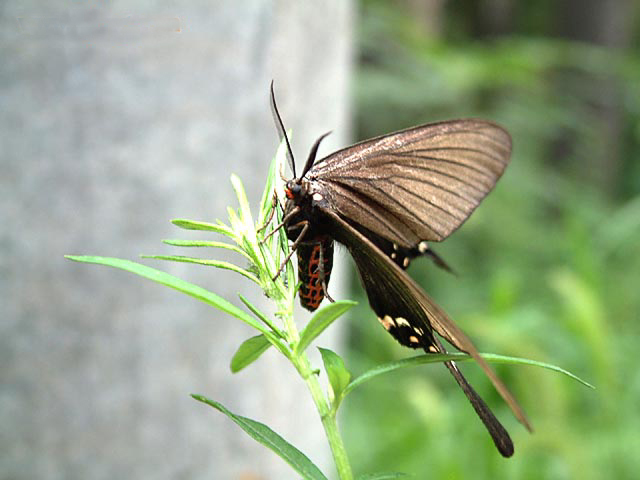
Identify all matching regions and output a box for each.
[282,130,331,203]
[284,179,305,200]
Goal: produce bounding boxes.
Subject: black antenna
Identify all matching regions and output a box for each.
[301,131,331,179]
[269,81,296,178]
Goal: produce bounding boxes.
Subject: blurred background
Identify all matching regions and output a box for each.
[2,1,639,479]
[345,1,640,479]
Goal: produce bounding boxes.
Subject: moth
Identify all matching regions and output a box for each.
[269,83,532,457]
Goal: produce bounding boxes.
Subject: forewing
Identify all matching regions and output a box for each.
[311,119,511,246]
[321,207,532,432]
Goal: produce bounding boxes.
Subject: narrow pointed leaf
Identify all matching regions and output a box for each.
[172,218,232,235]
[297,301,357,354]
[474,353,595,389]
[227,207,242,233]
[231,174,254,226]
[273,130,291,205]
[258,156,277,226]
[345,352,594,396]
[345,353,462,395]
[258,134,290,227]
[191,395,328,480]
[162,239,249,258]
[230,334,272,373]
[141,255,259,283]
[318,347,351,409]
[65,256,268,334]
[238,294,283,338]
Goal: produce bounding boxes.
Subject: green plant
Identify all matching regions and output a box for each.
[66,144,592,479]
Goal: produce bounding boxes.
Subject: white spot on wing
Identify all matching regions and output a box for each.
[312,193,323,202]
[395,317,410,327]
[378,315,396,331]
[418,241,429,253]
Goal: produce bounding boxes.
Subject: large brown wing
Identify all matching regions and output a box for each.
[320,207,532,436]
[310,120,511,247]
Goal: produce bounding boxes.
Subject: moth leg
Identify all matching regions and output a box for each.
[262,205,300,243]
[278,154,288,181]
[317,243,334,303]
[257,191,278,234]
[271,220,309,281]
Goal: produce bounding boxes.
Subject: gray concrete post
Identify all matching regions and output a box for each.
[1,2,353,478]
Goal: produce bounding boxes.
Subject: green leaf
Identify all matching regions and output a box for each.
[233,296,291,359]
[345,353,462,395]
[191,395,328,480]
[65,256,269,335]
[238,294,284,338]
[141,255,259,283]
[227,207,242,233]
[356,473,411,480]
[273,130,292,204]
[162,239,249,259]
[258,155,277,227]
[319,347,351,410]
[297,301,357,354]
[273,202,295,291]
[257,134,290,229]
[230,334,272,373]
[231,174,254,226]
[473,353,596,389]
[172,218,232,236]
[345,352,594,396]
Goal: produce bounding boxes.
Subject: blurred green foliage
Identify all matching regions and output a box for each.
[344,2,640,479]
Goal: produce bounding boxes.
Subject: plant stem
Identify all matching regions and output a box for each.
[276,287,353,477]
[254,169,353,478]
[277,293,353,478]
[294,353,353,480]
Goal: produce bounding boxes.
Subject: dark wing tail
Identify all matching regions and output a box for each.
[321,207,531,455]
[435,336,514,457]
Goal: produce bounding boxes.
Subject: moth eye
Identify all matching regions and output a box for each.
[285,188,294,199]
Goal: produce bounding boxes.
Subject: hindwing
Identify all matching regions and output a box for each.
[321,207,532,436]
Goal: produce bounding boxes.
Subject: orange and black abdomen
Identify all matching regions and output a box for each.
[297,236,334,311]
